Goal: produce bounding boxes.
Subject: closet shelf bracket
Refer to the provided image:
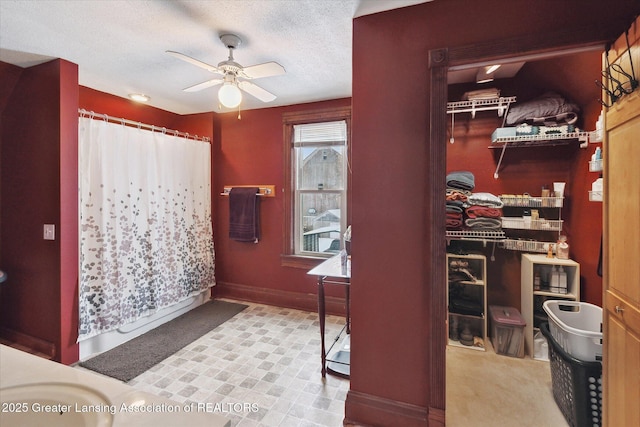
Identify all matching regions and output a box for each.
[447,96,516,144]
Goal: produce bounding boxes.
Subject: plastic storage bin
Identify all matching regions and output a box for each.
[543,300,602,362]
[489,305,526,357]
[540,322,602,427]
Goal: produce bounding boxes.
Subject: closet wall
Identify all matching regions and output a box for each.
[446,50,604,310]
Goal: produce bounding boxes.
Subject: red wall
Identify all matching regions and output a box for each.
[0,77,215,364]
[79,88,215,138]
[349,0,638,425]
[212,99,351,309]
[0,59,78,364]
[446,51,605,310]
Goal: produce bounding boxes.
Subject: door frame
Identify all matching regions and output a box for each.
[426,25,618,423]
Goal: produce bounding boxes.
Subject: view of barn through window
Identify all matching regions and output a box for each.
[293,121,347,255]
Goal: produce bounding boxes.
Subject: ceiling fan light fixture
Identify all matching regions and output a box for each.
[218,83,242,108]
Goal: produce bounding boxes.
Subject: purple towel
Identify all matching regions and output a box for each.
[229,187,260,242]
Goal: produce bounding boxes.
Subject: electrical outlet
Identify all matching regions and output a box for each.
[43,224,55,240]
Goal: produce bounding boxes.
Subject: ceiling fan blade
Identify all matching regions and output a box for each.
[166,50,221,74]
[241,62,286,79]
[183,78,224,92]
[238,80,277,102]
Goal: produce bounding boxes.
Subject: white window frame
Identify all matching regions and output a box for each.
[293,121,348,257]
[282,107,351,267]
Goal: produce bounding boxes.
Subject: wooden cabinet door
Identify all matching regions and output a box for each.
[602,17,640,427]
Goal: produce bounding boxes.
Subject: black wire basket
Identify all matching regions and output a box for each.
[540,322,602,427]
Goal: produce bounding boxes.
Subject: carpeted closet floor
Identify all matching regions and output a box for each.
[77,299,568,426]
[446,343,568,427]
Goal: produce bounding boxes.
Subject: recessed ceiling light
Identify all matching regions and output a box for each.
[485,64,501,74]
[128,93,150,102]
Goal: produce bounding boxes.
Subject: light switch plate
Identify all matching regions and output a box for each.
[43,224,55,240]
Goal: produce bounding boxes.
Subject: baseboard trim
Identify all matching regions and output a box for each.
[213,281,347,317]
[344,390,429,427]
[428,407,445,427]
[0,327,56,360]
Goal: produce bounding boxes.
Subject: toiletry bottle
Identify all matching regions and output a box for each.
[550,266,559,290]
[547,243,554,258]
[534,268,541,290]
[557,235,569,260]
[558,267,568,292]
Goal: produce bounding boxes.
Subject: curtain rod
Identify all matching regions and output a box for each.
[78,109,210,143]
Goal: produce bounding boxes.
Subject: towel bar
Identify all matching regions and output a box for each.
[220,185,275,197]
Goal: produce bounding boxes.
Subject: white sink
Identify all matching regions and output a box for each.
[0,382,113,427]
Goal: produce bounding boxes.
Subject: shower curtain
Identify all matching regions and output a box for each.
[78,117,215,341]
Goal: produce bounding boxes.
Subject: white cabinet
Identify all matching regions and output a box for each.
[447,253,487,351]
[521,253,580,358]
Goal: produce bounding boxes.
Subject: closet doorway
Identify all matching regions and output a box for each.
[427,30,612,425]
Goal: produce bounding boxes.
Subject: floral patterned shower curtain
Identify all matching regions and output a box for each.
[78,116,215,341]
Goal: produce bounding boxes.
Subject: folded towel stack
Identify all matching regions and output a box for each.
[464,192,503,229]
[462,88,500,101]
[446,189,469,202]
[446,171,475,192]
[466,205,502,219]
[445,171,475,230]
[465,217,502,229]
[467,192,503,208]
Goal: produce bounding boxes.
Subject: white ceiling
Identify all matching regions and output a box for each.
[0,0,429,115]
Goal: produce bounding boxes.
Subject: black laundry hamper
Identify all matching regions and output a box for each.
[540,322,602,427]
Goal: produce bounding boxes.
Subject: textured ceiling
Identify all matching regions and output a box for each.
[0,0,429,115]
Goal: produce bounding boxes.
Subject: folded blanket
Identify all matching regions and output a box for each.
[446,189,469,202]
[465,217,502,229]
[462,88,500,101]
[447,188,472,198]
[466,206,503,219]
[506,92,580,126]
[528,112,578,127]
[446,219,463,229]
[446,171,475,191]
[446,212,463,229]
[467,192,504,208]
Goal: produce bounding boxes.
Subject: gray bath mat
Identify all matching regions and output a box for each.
[79,299,247,382]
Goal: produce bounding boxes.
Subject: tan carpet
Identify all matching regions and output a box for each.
[446,343,569,427]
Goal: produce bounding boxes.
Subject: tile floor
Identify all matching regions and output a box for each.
[127,300,349,426]
[79,298,567,427]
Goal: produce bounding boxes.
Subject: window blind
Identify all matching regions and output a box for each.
[293,120,346,146]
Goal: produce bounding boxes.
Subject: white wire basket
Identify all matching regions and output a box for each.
[502,239,555,253]
[501,217,563,231]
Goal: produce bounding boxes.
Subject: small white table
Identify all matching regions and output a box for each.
[307,254,351,378]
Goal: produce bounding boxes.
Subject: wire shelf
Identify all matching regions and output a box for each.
[446,96,517,116]
[490,131,591,148]
[446,230,506,242]
[501,239,556,253]
[501,217,563,231]
[500,196,564,208]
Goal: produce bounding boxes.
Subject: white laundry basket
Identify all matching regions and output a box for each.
[542,300,603,362]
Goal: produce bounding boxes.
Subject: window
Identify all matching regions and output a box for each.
[282,107,351,266]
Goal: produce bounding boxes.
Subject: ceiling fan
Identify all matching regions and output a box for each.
[167,34,285,108]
